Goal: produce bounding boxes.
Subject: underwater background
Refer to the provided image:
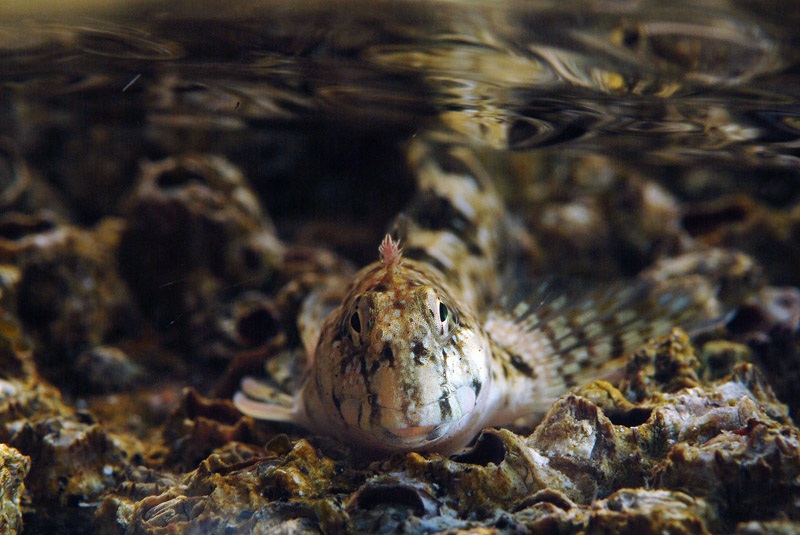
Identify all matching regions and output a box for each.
[1,1,800,533]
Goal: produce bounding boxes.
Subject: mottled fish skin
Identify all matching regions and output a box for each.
[234,139,719,455]
[390,141,507,312]
[298,237,497,454]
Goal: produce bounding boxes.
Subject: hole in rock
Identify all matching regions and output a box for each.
[237,307,279,346]
[726,304,766,334]
[0,218,56,240]
[157,168,207,189]
[605,407,652,427]
[356,484,427,516]
[241,246,261,271]
[451,431,506,466]
[681,202,750,236]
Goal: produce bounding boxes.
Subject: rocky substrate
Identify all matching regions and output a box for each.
[0,147,799,534]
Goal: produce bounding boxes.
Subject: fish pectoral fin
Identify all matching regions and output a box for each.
[484,276,723,395]
[233,376,303,424]
[233,391,297,422]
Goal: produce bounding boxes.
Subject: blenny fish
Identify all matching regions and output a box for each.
[234,140,718,455]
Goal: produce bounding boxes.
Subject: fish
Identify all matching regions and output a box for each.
[234,139,720,455]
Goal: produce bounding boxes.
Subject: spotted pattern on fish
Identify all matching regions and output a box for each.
[233,138,720,455]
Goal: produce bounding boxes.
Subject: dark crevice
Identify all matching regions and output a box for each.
[157,168,207,189]
[681,203,750,236]
[605,407,652,428]
[241,246,261,271]
[355,484,428,516]
[0,218,57,240]
[451,431,506,466]
[236,307,279,346]
[726,304,767,334]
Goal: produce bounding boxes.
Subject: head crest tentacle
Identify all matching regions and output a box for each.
[379,234,402,275]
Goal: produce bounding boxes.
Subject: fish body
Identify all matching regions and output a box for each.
[234,140,718,455]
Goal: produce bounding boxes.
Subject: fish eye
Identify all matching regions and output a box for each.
[350,311,361,334]
[439,302,449,322]
[423,288,455,337]
[436,299,454,337]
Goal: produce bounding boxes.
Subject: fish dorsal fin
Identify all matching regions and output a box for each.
[483,277,722,413]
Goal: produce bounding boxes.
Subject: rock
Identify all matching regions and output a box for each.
[653,422,800,524]
[75,346,145,392]
[0,444,30,535]
[118,153,274,329]
[0,213,139,389]
[6,418,129,506]
[725,285,800,419]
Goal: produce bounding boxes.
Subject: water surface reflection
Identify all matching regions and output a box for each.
[0,0,797,168]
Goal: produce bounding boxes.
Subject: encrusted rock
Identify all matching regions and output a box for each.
[84,323,800,535]
[225,229,287,288]
[735,519,800,535]
[158,388,272,472]
[0,214,138,389]
[619,328,704,402]
[584,489,718,535]
[0,377,72,426]
[0,139,71,218]
[653,422,800,524]
[0,443,29,535]
[507,154,694,277]
[725,285,800,419]
[403,428,577,514]
[74,345,145,393]
[115,153,350,370]
[118,153,274,328]
[5,418,130,506]
[642,248,766,307]
[188,290,283,363]
[0,140,797,535]
[99,439,353,535]
[0,307,34,381]
[700,340,753,381]
[526,394,643,503]
[681,194,800,286]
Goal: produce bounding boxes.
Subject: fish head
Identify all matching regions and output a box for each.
[307,252,492,453]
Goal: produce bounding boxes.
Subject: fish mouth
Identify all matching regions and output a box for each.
[340,384,477,449]
[377,422,452,447]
